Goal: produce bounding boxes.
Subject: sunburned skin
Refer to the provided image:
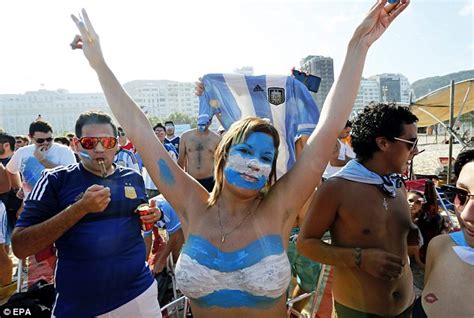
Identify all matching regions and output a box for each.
[158,159,176,186]
[224,132,275,191]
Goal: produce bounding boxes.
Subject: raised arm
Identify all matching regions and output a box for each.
[268,0,410,224]
[71,10,206,219]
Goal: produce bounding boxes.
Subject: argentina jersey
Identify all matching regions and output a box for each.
[199,74,320,178]
[18,163,153,317]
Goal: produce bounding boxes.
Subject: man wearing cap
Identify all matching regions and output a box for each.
[177,114,220,192]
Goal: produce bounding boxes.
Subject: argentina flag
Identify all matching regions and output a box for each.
[199,73,320,178]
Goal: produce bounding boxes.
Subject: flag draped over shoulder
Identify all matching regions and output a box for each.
[199,73,320,178]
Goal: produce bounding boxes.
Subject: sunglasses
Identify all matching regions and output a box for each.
[15,140,23,144]
[442,185,474,208]
[407,198,424,204]
[78,137,118,149]
[34,137,53,144]
[393,137,418,151]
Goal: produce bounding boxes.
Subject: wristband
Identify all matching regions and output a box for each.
[354,247,362,268]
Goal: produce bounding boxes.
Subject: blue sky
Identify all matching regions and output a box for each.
[0,0,472,94]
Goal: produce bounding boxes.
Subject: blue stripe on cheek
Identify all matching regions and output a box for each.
[224,167,267,190]
[158,159,175,186]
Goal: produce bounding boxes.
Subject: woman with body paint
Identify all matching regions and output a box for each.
[72,1,409,317]
[412,149,474,317]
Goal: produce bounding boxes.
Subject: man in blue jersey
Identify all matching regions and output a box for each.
[164,121,180,155]
[11,111,162,318]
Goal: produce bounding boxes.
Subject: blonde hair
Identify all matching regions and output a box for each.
[208,117,280,206]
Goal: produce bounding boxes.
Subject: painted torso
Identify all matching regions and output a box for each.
[175,234,291,309]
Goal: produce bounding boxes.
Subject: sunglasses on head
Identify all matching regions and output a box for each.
[78,137,118,149]
[34,137,53,143]
[442,185,474,207]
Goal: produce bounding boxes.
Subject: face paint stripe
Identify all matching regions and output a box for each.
[226,152,272,179]
[158,158,176,186]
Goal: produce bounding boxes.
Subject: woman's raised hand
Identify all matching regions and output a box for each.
[352,0,410,49]
[71,9,105,70]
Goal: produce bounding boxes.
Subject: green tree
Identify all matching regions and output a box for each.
[148,116,163,127]
[166,112,197,128]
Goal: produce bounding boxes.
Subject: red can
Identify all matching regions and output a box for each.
[135,203,154,231]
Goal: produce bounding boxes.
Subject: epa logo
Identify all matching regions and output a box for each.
[2,307,32,316]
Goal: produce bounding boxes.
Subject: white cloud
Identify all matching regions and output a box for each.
[459,1,474,15]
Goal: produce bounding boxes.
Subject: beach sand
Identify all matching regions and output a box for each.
[412,134,465,177]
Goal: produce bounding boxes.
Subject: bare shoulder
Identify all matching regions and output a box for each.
[322,177,352,192]
[181,129,193,140]
[209,130,221,142]
[427,234,453,256]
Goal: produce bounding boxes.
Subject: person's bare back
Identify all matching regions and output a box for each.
[178,128,220,180]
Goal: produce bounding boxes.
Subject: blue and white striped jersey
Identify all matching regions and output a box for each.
[199,74,320,178]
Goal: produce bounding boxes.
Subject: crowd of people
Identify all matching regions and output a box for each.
[1,0,473,317]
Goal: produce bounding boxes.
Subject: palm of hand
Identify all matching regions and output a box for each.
[358,11,390,47]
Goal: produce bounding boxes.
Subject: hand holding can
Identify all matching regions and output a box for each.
[135,201,161,231]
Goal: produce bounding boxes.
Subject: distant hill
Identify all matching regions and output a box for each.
[411,70,474,99]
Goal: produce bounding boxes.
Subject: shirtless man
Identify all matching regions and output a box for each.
[298,103,418,317]
[177,114,220,192]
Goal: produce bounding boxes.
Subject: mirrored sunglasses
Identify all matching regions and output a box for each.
[78,137,117,149]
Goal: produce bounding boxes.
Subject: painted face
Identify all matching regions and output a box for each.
[224,132,276,191]
[455,161,474,247]
[197,124,208,133]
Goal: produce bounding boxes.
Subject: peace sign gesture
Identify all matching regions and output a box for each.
[352,0,410,49]
[71,9,105,70]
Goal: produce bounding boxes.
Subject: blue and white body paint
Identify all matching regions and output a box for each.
[224,132,275,191]
[79,151,92,160]
[175,234,291,308]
